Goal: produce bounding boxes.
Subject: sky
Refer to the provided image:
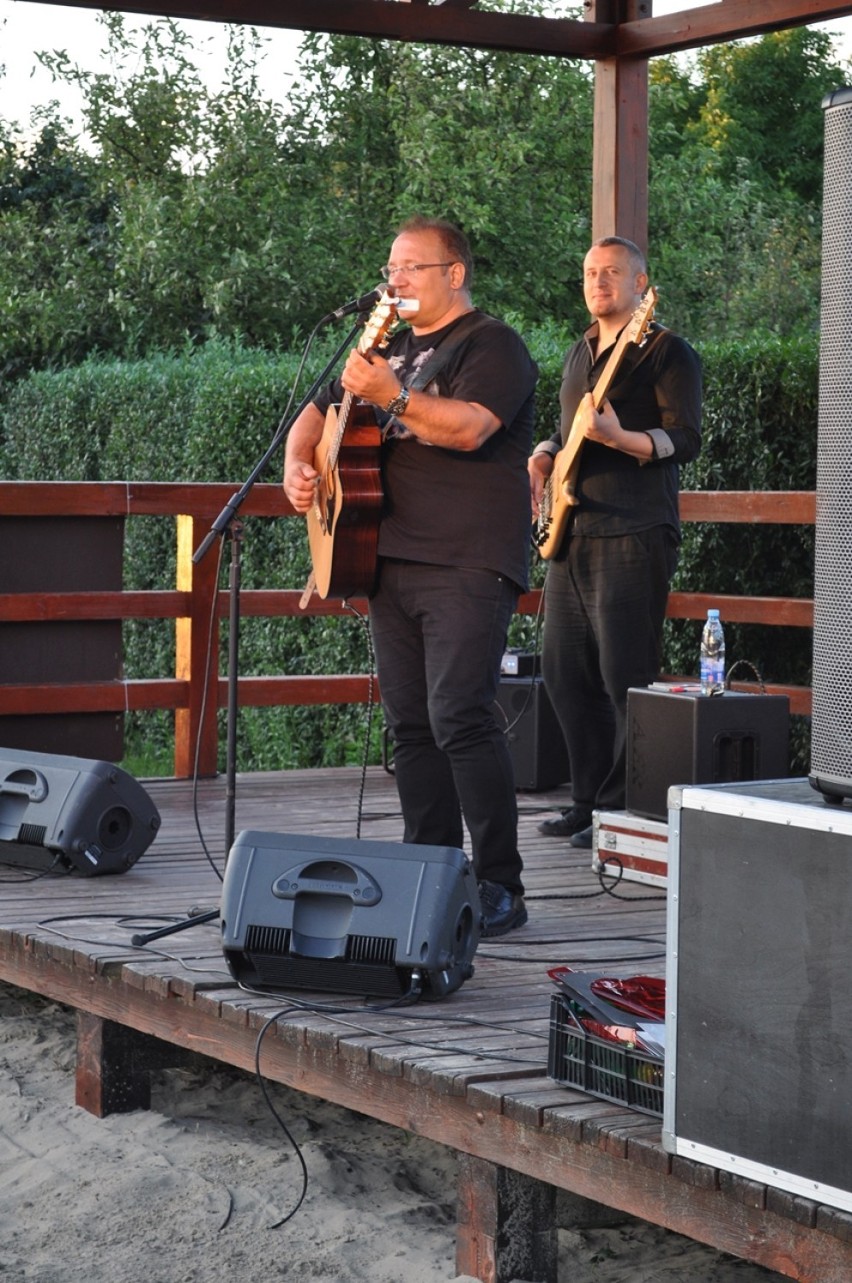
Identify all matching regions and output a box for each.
[0,0,305,129]
[1,0,851,132]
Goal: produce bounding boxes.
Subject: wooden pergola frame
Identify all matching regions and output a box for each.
[20,0,852,252]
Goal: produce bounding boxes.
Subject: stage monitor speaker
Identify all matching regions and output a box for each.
[221,831,480,1000]
[494,676,570,791]
[811,88,852,803]
[0,748,161,875]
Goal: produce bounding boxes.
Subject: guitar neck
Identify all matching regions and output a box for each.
[329,317,389,468]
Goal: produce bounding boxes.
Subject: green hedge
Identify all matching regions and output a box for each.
[0,329,818,773]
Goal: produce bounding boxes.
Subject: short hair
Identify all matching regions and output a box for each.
[591,235,648,276]
[395,215,474,291]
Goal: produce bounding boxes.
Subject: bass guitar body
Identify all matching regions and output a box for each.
[533,437,581,560]
[306,402,383,599]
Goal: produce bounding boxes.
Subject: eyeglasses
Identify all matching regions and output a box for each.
[380,262,454,280]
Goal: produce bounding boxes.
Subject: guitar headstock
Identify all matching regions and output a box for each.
[356,291,402,355]
[626,285,658,345]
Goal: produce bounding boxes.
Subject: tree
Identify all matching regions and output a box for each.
[0,112,116,377]
[646,28,846,340]
[689,27,846,204]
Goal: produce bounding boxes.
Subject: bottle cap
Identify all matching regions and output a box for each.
[708,608,720,618]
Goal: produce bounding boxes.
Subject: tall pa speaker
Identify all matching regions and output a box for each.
[0,748,161,875]
[810,87,852,804]
[221,831,480,1000]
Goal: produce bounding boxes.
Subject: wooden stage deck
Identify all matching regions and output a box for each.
[1,766,849,1283]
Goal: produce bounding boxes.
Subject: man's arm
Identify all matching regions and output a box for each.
[341,349,501,451]
[580,395,654,460]
[283,403,325,513]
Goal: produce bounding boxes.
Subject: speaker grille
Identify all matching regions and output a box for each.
[811,91,852,796]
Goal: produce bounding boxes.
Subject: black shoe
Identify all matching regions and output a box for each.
[478,880,528,938]
[569,824,594,850]
[537,804,593,838]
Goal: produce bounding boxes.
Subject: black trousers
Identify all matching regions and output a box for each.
[369,559,524,894]
[541,527,678,813]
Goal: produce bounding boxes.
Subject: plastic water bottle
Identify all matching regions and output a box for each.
[700,608,726,695]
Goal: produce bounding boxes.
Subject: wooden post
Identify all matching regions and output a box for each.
[456,1152,557,1283]
[75,1011,187,1116]
[587,0,650,251]
[174,513,220,778]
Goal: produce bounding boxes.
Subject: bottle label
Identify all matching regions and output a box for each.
[700,657,725,694]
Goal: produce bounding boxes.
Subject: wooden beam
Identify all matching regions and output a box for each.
[23,0,613,58]
[589,1,650,250]
[617,0,852,58]
[19,0,852,62]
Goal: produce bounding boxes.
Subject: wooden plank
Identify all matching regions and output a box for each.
[679,490,816,525]
[0,590,188,622]
[0,480,294,519]
[666,591,813,627]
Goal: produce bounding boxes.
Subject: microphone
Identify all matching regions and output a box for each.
[322,286,385,322]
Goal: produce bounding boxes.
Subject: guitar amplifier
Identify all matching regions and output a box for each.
[495,677,570,792]
[627,687,790,821]
[221,831,480,1000]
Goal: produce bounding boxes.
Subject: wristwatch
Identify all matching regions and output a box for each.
[385,385,410,416]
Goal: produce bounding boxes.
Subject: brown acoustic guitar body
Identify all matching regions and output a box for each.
[306,402,383,599]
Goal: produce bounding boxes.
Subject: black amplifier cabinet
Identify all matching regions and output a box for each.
[494,676,570,792]
[0,748,160,875]
[665,778,852,1213]
[221,831,480,1000]
[626,687,790,821]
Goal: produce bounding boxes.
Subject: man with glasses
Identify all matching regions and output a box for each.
[529,236,702,849]
[284,215,538,936]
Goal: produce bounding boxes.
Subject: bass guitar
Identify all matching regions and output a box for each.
[303,292,401,603]
[533,286,658,560]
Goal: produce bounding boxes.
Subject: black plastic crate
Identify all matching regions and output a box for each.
[547,992,664,1117]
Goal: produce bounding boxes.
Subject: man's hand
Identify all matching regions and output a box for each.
[528,451,553,518]
[341,349,398,410]
[283,404,326,512]
[575,393,618,446]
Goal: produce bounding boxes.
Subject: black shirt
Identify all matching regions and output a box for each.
[551,320,702,539]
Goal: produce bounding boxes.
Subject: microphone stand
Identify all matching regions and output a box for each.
[132,320,365,948]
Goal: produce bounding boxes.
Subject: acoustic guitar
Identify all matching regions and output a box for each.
[532,286,658,560]
[303,292,401,602]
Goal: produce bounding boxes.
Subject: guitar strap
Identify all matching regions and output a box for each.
[406,308,491,393]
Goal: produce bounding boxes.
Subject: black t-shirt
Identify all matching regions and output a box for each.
[555,322,702,539]
[314,310,538,589]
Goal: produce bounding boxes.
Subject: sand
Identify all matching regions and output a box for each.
[0,982,787,1282]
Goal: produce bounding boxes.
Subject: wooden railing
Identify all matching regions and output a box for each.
[0,482,814,776]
